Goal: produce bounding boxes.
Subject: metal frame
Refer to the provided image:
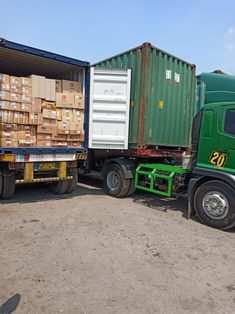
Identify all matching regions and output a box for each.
[135,163,189,197]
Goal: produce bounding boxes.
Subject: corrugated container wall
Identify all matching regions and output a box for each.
[94,43,196,149]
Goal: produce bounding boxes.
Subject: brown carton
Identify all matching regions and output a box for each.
[45,79,56,101]
[31,75,46,98]
[21,94,32,104]
[42,118,57,126]
[37,125,57,134]
[10,92,22,102]
[66,135,81,141]
[28,113,43,125]
[0,82,10,91]
[10,85,22,94]
[61,108,73,123]
[0,74,10,85]
[0,91,10,101]
[0,101,10,110]
[37,134,52,141]
[0,138,17,147]
[52,134,67,141]
[62,80,81,93]
[0,110,14,123]
[36,140,52,147]
[10,102,21,111]
[74,93,84,109]
[10,76,22,87]
[14,112,29,124]
[20,103,31,112]
[67,142,82,148]
[56,92,74,108]
[56,80,62,93]
[21,77,32,87]
[52,141,67,147]
[22,86,32,96]
[42,108,57,120]
[57,121,70,134]
[0,123,17,131]
[31,98,42,113]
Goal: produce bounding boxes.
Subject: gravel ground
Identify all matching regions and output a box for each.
[0,177,235,314]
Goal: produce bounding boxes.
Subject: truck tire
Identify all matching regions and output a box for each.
[0,171,3,197]
[103,164,130,197]
[193,180,235,230]
[1,169,16,200]
[66,168,78,194]
[49,180,69,195]
[126,178,136,196]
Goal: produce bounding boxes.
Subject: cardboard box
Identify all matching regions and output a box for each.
[10,102,21,111]
[1,130,17,140]
[14,112,29,124]
[22,86,32,96]
[0,123,17,131]
[69,123,83,135]
[73,109,84,124]
[42,118,57,126]
[56,92,74,108]
[31,75,46,98]
[41,100,56,110]
[67,142,82,148]
[37,125,57,134]
[0,91,10,101]
[21,77,32,87]
[52,134,67,141]
[10,84,22,94]
[0,74,10,85]
[45,79,56,101]
[0,82,10,91]
[31,98,42,113]
[36,140,52,147]
[0,101,10,110]
[61,108,73,123]
[62,80,81,93]
[21,94,32,104]
[28,113,43,125]
[10,92,22,102]
[0,110,14,123]
[42,108,56,120]
[57,121,70,134]
[0,138,17,147]
[52,141,67,147]
[18,126,36,146]
[74,93,84,109]
[56,109,62,121]
[66,135,81,141]
[10,76,22,87]
[37,134,52,141]
[56,80,62,93]
[20,103,31,112]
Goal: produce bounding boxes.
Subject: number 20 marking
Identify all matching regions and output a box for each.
[209,151,227,168]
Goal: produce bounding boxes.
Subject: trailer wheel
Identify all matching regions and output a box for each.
[66,168,78,194]
[194,180,235,230]
[49,180,69,195]
[103,164,130,197]
[1,169,16,200]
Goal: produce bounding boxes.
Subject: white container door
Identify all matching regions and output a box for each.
[89,67,131,149]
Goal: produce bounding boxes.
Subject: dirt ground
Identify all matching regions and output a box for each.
[0,177,235,314]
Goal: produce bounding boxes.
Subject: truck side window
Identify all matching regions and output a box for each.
[224,110,235,136]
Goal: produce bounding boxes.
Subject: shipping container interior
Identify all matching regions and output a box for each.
[0,39,90,149]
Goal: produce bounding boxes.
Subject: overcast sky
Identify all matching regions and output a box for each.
[1,0,235,74]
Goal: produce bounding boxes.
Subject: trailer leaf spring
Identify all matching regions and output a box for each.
[135,163,189,197]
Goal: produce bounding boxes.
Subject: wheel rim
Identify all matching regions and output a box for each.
[202,191,229,220]
[107,171,120,190]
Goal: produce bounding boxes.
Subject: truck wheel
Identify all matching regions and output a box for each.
[126,178,136,196]
[1,169,16,199]
[66,168,78,193]
[194,180,235,230]
[103,164,130,197]
[49,180,69,195]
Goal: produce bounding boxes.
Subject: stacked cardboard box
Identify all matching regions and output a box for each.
[0,73,84,148]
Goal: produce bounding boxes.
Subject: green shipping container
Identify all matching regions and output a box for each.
[94,43,196,151]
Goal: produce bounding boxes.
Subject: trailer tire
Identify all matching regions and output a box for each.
[194,180,235,230]
[49,180,69,195]
[103,164,130,197]
[1,169,16,200]
[66,168,78,194]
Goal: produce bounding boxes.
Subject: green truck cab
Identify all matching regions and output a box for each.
[187,73,235,230]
